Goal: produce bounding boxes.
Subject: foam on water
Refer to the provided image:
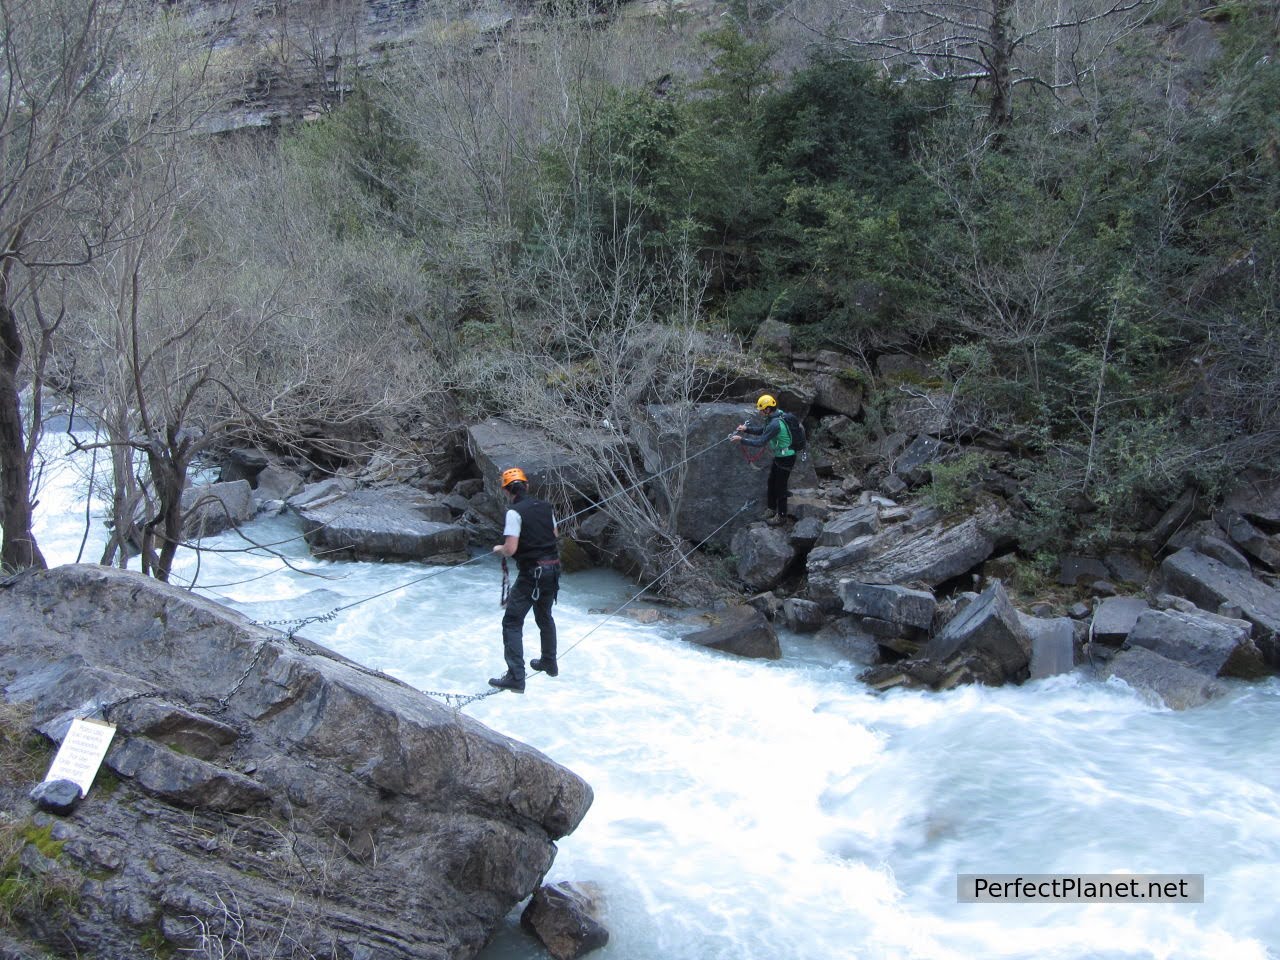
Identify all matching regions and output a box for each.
[28,432,1280,960]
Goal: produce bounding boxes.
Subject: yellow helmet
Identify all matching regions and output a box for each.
[756,394,777,413]
[501,467,528,488]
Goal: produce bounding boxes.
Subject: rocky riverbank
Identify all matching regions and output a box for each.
[0,565,592,959]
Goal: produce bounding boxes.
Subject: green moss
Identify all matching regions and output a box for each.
[18,824,64,861]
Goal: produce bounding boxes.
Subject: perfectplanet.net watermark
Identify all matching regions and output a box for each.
[958,874,1204,903]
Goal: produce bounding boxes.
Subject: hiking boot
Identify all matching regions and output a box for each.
[531,657,559,677]
[766,514,787,526]
[488,672,526,693]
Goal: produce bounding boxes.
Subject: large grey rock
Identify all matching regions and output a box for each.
[1021,615,1077,680]
[751,318,793,359]
[1102,647,1228,710]
[0,565,592,960]
[253,463,304,502]
[1223,472,1280,526]
[1090,596,1150,646]
[181,480,254,539]
[893,436,947,485]
[810,505,1004,598]
[466,418,605,504]
[521,881,610,960]
[1215,510,1280,570]
[682,605,781,660]
[1127,608,1267,679]
[293,486,466,563]
[924,581,1032,683]
[887,391,953,437]
[811,372,863,419]
[730,525,796,592]
[636,403,813,547]
[782,598,825,633]
[1161,549,1280,667]
[839,582,936,634]
[819,505,880,547]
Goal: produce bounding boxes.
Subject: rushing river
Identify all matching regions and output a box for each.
[28,432,1280,960]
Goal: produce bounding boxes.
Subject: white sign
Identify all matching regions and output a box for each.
[43,718,116,795]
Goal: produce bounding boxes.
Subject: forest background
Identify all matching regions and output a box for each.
[0,0,1277,581]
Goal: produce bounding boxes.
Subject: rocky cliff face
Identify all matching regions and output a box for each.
[0,564,592,959]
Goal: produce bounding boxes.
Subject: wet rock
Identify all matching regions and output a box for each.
[1127,608,1268,679]
[1090,596,1150,646]
[839,582,936,636]
[293,486,466,563]
[181,480,254,539]
[782,598,825,633]
[521,881,610,960]
[682,605,781,660]
[924,581,1032,684]
[730,525,796,592]
[1020,615,1077,679]
[1102,647,1227,710]
[1161,548,1280,667]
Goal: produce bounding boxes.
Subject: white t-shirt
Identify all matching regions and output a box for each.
[503,509,559,538]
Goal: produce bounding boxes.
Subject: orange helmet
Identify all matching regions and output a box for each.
[501,467,528,488]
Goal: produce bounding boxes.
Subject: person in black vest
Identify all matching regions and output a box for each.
[489,467,561,693]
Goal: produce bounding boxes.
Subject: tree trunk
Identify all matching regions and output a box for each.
[986,0,1015,126]
[0,293,47,573]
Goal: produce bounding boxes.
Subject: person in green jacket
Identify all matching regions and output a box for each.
[730,393,796,525]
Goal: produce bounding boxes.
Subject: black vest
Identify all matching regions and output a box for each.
[510,494,558,566]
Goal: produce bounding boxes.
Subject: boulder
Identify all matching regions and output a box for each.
[811,372,863,419]
[809,504,1005,599]
[1197,535,1251,572]
[781,598,825,633]
[1161,549,1280,666]
[219,447,270,484]
[682,605,781,660]
[818,505,880,548]
[252,464,304,502]
[292,486,466,563]
[788,516,823,552]
[887,391,952,437]
[0,565,592,960]
[1127,608,1267,679]
[181,480,254,540]
[893,436,947,486]
[521,881,610,960]
[1090,596,1150,646]
[466,418,605,504]
[1215,510,1280,570]
[1059,556,1110,587]
[1020,614,1077,680]
[923,581,1032,684]
[1223,471,1280,526]
[751,318,793,360]
[838,582,936,636]
[1102,647,1228,710]
[729,525,796,592]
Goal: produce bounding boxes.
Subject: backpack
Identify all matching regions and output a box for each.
[780,411,807,453]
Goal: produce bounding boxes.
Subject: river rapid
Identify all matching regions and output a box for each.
[28,433,1280,960]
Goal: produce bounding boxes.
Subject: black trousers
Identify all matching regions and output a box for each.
[767,454,796,517]
[502,564,559,679]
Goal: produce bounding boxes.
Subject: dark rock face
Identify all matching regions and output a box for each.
[520,881,610,960]
[292,486,467,562]
[923,581,1032,684]
[0,565,592,960]
[730,524,796,591]
[682,605,781,660]
[1127,608,1267,679]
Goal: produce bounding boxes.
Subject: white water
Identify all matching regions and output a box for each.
[28,432,1280,960]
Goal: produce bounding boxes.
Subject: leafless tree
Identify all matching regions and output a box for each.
[795,0,1157,123]
[0,0,215,571]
